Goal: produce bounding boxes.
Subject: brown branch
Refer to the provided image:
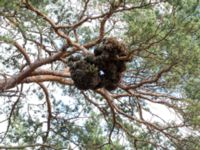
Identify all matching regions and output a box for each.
[112,103,179,142]
[23,0,90,54]
[136,90,181,100]
[82,91,109,119]
[31,69,71,78]
[37,83,52,144]
[0,51,66,91]
[115,121,168,150]
[23,0,71,45]
[56,17,89,29]
[118,85,179,110]
[136,100,144,121]
[97,87,179,144]
[22,75,73,85]
[118,24,175,61]
[129,63,176,89]
[97,89,116,144]
[0,38,31,65]
[79,0,90,20]
[14,42,31,65]
[23,0,57,28]
[0,85,23,143]
[115,0,164,12]
[99,13,111,39]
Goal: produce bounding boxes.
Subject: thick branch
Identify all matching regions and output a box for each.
[31,69,71,78]
[0,51,66,91]
[23,75,73,85]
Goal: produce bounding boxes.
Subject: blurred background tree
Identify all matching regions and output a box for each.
[0,0,200,149]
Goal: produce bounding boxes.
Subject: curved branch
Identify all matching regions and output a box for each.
[14,42,31,65]
[129,63,176,89]
[37,83,52,144]
[0,84,23,142]
[96,89,116,144]
[22,75,73,85]
[23,0,90,54]
[0,51,66,90]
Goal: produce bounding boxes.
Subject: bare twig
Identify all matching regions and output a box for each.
[37,83,52,144]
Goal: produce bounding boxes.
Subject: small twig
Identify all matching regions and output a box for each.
[0,84,23,142]
[37,83,52,144]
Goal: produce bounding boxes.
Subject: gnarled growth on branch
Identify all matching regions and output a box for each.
[68,37,128,91]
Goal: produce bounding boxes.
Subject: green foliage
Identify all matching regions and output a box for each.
[0,0,20,10]
[125,0,200,88]
[182,99,200,129]
[185,79,200,100]
[176,136,200,150]
[7,116,40,144]
[1,0,200,149]
[73,113,124,149]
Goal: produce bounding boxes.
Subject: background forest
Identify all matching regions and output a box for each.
[0,0,200,149]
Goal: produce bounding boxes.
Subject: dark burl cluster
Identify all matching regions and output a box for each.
[68,37,128,91]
